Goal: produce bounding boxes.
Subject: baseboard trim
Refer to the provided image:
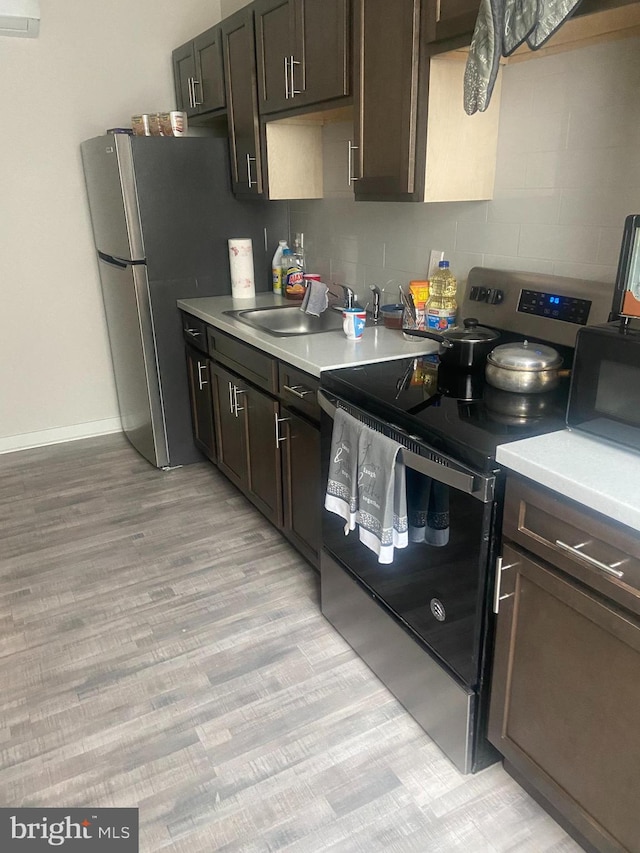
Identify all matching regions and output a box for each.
[0,418,123,456]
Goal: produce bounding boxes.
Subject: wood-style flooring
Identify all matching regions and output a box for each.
[0,434,583,852]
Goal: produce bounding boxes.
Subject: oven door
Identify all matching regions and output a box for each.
[319,390,497,689]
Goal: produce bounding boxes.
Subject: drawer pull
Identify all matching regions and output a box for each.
[555,539,625,579]
[283,383,312,399]
[185,328,201,338]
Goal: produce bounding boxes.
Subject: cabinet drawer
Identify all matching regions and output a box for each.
[181,312,208,353]
[278,363,320,422]
[207,327,277,394]
[489,540,640,853]
[503,475,640,616]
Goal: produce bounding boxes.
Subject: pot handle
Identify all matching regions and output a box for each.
[402,328,453,347]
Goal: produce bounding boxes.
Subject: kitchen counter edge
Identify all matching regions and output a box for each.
[178,293,438,377]
[496,429,640,534]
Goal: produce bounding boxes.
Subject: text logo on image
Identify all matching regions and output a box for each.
[1,808,138,851]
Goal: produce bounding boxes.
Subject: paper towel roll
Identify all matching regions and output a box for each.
[228,238,255,299]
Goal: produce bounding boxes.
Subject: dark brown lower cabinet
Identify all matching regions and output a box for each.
[211,362,282,530]
[185,345,216,462]
[211,362,247,491]
[185,317,322,568]
[281,405,321,566]
[243,380,282,527]
[489,539,640,853]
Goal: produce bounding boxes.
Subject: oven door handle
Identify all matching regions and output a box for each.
[318,390,492,500]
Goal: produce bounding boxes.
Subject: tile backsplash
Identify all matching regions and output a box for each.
[289,35,640,304]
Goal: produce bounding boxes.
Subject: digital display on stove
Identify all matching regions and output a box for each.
[518,289,591,324]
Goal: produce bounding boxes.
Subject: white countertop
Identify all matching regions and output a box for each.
[496,430,640,533]
[178,293,438,376]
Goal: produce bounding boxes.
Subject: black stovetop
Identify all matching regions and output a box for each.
[321,353,571,473]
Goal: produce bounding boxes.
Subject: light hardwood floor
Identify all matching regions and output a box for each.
[0,434,583,852]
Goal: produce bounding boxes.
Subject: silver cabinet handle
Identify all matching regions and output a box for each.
[289,55,301,96]
[187,77,195,110]
[185,327,201,338]
[227,381,234,415]
[348,141,359,186]
[246,153,257,188]
[274,413,290,449]
[192,78,202,106]
[493,556,517,614]
[283,384,312,399]
[555,540,625,578]
[284,56,290,99]
[197,361,208,391]
[435,0,442,23]
[233,386,245,416]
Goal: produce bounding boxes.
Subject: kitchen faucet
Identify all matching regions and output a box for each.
[328,284,357,310]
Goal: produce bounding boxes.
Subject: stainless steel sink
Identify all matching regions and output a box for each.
[223,303,346,337]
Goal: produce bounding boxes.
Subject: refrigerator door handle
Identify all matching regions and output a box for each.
[98,251,146,269]
[98,251,128,269]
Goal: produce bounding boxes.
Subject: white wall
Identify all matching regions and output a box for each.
[290,36,640,306]
[0,0,221,453]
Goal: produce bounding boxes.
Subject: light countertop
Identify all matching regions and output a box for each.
[496,430,640,533]
[178,293,438,377]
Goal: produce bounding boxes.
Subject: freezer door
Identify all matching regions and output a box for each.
[81,135,145,261]
[97,255,168,467]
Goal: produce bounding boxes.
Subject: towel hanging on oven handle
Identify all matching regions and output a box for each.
[317,390,495,503]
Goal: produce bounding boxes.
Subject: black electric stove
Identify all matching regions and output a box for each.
[318,267,615,775]
[321,351,571,473]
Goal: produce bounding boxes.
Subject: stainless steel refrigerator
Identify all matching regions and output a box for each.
[81,133,287,468]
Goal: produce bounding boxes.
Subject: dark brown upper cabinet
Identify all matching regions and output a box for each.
[254,0,351,115]
[172,24,226,117]
[221,7,265,198]
[353,0,501,202]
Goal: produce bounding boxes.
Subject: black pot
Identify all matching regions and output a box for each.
[404,318,501,369]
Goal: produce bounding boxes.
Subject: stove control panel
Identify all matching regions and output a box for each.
[518,289,591,325]
[469,286,504,304]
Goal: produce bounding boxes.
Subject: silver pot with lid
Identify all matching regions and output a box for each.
[485,340,565,394]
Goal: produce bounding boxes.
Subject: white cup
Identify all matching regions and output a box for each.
[342,308,367,341]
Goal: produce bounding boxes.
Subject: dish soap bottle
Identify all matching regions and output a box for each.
[272,239,288,295]
[425,260,457,331]
[283,246,305,300]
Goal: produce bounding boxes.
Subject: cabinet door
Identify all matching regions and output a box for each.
[244,384,283,527]
[296,0,351,107]
[489,542,640,853]
[254,0,295,115]
[193,24,226,114]
[425,0,479,43]
[353,0,429,201]
[185,347,216,463]
[281,405,321,567]
[222,8,265,197]
[212,363,247,489]
[172,41,197,116]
